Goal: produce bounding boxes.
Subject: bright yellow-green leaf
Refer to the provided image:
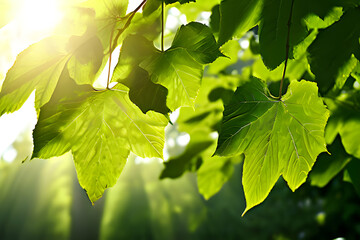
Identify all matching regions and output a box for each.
[32,77,167,202]
[215,78,329,214]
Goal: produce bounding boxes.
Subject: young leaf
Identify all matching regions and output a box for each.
[215,78,329,213]
[0,37,70,116]
[308,8,360,93]
[32,76,167,202]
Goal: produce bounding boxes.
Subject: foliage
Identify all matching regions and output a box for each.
[1,0,360,214]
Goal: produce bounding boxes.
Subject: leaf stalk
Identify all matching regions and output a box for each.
[161,0,165,52]
[278,0,295,99]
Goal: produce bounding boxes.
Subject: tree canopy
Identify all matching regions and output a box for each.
[1,0,360,215]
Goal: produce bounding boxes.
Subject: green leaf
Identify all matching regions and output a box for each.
[121,66,170,114]
[66,32,104,85]
[160,133,213,179]
[218,0,264,46]
[308,8,360,93]
[215,78,329,213]
[0,2,135,116]
[208,40,241,74]
[310,137,352,187]
[259,0,342,70]
[32,75,167,202]
[163,76,238,196]
[165,0,195,4]
[0,33,106,116]
[197,155,243,200]
[210,4,220,33]
[344,158,360,196]
[324,92,360,158]
[252,55,307,82]
[0,37,70,116]
[141,48,203,110]
[113,22,221,111]
[171,22,223,64]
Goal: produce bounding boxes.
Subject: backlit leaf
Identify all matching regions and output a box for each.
[215,78,329,213]
[32,76,167,202]
[113,22,221,111]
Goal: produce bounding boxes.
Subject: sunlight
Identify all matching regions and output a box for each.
[16,0,63,33]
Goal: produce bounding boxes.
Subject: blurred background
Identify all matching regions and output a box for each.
[1,0,360,239]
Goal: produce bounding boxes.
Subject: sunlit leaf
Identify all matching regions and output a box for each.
[113,22,221,111]
[215,78,329,213]
[32,75,167,202]
[171,22,223,64]
[141,48,203,110]
[197,154,243,200]
[0,37,70,116]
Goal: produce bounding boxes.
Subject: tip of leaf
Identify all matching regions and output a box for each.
[242,206,251,217]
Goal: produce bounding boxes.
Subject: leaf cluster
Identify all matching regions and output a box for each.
[1,0,360,213]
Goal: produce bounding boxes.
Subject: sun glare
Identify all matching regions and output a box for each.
[16,0,63,32]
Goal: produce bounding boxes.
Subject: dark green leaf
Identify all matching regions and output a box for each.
[121,66,170,114]
[165,0,195,4]
[160,134,213,179]
[324,92,360,158]
[308,8,360,93]
[344,158,360,196]
[260,0,342,70]
[310,137,352,187]
[218,0,264,46]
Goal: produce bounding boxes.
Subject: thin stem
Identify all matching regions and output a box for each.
[106,0,147,89]
[161,0,165,52]
[279,0,295,99]
[107,26,115,89]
